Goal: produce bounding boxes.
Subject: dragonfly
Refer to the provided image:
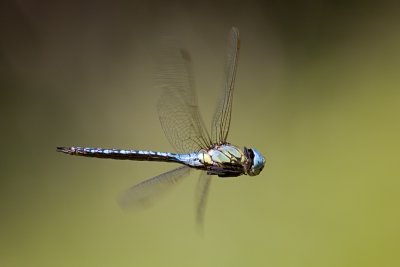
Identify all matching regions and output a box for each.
[57,27,266,225]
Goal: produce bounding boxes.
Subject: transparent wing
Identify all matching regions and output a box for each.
[211,27,240,144]
[195,171,212,229]
[157,44,212,153]
[118,166,191,210]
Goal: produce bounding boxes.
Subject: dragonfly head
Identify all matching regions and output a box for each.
[244,147,266,176]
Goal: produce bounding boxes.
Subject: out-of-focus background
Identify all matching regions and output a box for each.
[1,0,399,266]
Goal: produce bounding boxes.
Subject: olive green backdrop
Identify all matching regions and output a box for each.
[1,1,399,266]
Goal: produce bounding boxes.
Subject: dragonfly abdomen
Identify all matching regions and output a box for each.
[56,146,182,163]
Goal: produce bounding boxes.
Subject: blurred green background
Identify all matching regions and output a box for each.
[1,0,399,266]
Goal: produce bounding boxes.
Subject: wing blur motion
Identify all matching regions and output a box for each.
[195,171,212,229]
[118,166,191,210]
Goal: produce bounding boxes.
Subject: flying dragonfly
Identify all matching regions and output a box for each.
[57,27,266,226]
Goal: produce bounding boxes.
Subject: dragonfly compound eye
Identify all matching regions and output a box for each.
[247,148,266,176]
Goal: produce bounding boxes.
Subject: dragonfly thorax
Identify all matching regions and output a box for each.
[205,144,245,164]
[194,144,249,177]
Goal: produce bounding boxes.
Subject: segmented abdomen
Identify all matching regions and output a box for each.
[56,146,181,163]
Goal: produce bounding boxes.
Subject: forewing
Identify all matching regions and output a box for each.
[157,43,211,153]
[211,27,240,144]
[118,166,191,210]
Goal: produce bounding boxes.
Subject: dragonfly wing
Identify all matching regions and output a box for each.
[118,166,191,210]
[157,42,211,153]
[211,27,240,144]
[195,171,212,229]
